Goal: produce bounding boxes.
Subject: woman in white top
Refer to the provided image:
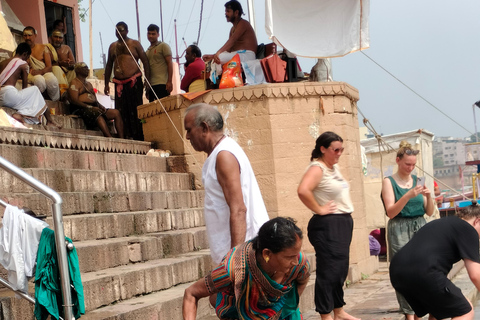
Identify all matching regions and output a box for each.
[297,131,359,320]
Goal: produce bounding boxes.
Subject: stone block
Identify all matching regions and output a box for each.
[105,171,127,192]
[128,243,142,263]
[119,270,146,300]
[144,263,174,293]
[83,276,121,311]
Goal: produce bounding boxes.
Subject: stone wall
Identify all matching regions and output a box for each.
[138,82,378,281]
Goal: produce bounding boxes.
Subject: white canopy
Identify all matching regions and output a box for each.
[265,0,370,58]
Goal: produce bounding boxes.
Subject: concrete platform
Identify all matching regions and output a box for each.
[302,261,478,320]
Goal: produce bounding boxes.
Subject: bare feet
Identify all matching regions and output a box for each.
[333,308,360,320]
[11,113,25,124]
[45,119,63,129]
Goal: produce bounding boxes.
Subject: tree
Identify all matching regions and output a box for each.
[78,0,87,22]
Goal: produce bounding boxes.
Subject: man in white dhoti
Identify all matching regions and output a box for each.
[201,1,260,84]
[22,26,60,101]
[0,43,60,127]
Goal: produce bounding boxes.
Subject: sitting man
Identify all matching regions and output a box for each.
[181,45,205,92]
[0,43,59,127]
[47,30,75,97]
[203,0,257,65]
[22,26,60,101]
[68,62,124,138]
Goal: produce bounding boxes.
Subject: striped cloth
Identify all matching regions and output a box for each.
[205,240,310,320]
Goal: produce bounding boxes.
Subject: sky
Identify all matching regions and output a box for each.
[79,0,480,139]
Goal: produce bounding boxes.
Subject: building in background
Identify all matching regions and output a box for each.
[2,0,83,61]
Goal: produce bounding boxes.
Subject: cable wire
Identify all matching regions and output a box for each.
[360,51,474,136]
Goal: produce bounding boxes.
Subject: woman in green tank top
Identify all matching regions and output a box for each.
[381,141,434,320]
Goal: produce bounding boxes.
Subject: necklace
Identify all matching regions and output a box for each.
[396,173,411,185]
[212,135,225,150]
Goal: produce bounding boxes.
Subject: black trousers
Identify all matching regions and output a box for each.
[148,84,170,102]
[307,213,353,314]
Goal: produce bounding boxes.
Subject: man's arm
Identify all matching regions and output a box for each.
[165,55,173,92]
[180,63,195,92]
[42,47,53,73]
[465,259,480,291]
[136,42,150,84]
[104,44,115,95]
[61,46,75,70]
[216,150,247,248]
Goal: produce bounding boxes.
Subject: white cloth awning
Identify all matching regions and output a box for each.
[265,0,370,58]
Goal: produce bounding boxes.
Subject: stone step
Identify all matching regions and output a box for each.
[46,208,205,242]
[81,250,213,312]
[81,270,317,320]
[0,190,204,216]
[0,169,193,193]
[0,126,151,155]
[75,227,209,273]
[0,144,188,172]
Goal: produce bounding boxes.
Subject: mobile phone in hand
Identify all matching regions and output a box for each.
[417,176,425,187]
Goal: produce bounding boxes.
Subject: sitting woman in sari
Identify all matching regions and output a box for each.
[183,217,310,320]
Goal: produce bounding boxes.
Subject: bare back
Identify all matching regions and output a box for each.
[229,19,258,52]
[108,38,142,79]
[0,58,28,88]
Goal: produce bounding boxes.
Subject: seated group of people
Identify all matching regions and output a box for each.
[0,22,122,137]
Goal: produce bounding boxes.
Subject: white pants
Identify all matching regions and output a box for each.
[30,72,60,101]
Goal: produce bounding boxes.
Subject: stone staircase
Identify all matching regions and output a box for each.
[0,102,319,320]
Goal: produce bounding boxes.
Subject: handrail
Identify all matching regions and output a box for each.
[0,156,74,320]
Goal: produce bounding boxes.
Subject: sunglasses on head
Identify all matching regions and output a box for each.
[401,149,419,156]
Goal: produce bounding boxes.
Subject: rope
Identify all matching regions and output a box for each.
[98,0,202,168]
[360,51,474,136]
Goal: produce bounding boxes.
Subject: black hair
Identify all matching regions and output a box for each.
[116,21,128,31]
[310,131,343,161]
[16,42,31,56]
[53,19,64,29]
[252,217,302,254]
[185,103,224,132]
[23,26,36,34]
[147,24,160,33]
[224,0,244,15]
[188,45,202,58]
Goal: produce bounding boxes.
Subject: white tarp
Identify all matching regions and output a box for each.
[265,0,370,58]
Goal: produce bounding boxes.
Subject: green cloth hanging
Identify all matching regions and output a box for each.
[34,228,85,320]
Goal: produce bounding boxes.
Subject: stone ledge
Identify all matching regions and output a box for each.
[0,126,152,154]
[137,82,360,118]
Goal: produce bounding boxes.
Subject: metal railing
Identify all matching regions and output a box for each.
[0,156,73,320]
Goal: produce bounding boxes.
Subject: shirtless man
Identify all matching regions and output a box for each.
[203,0,258,65]
[104,21,150,140]
[69,62,124,138]
[47,30,75,97]
[0,43,59,127]
[22,26,60,101]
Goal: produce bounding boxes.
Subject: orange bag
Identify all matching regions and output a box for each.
[219,54,243,89]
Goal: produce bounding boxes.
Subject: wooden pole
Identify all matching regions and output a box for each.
[160,0,164,42]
